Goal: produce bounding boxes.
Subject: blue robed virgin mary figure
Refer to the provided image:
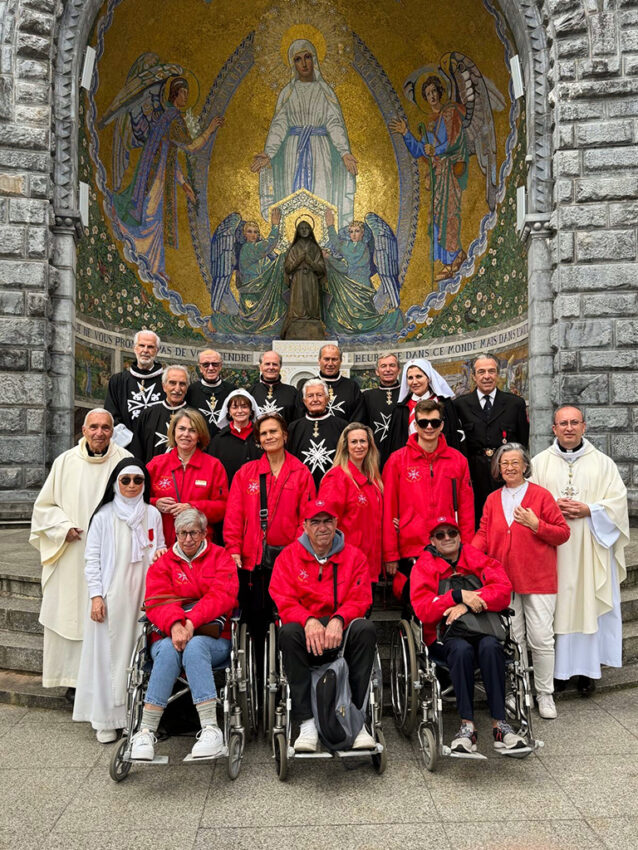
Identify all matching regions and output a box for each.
[251,38,357,226]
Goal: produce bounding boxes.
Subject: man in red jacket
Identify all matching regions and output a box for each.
[383,399,474,609]
[411,515,527,755]
[269,499,376,753]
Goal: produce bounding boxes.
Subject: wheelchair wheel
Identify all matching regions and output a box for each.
[263,622,277,737]
[273,731,288,781]
[371,727,387,775]
[238,624,259,738]
[390,619,419,736]
[227,731,243,780]
[109,737,132,783]
[418,722,438,773]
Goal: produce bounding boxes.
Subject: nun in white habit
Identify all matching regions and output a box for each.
[73,459,165,742]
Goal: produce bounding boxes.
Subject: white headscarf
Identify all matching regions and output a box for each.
[217,389,260,430]
[398,358,454,403]
[112,464,150,564]
[283,38,338,107]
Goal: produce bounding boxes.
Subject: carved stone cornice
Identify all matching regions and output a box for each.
[52,208,84,241]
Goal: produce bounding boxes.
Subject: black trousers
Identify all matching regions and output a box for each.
[429,635,505,723]
[278,618,377,722]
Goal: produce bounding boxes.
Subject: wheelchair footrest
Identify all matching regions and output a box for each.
[448,751,488,760]
[128,755,170,765]
[183,747,229,762]
[498,745,534,758]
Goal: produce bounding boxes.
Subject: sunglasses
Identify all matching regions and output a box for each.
[416,418,443,429]
[120,475,145,486]
[433,528,459,540]
[200,361,222,368]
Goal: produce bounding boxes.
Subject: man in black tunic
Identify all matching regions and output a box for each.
[288,378,348,489]
[250,350,297,424]
[130,365,189,463]
[295,344,364,422]
[453,353,529,527]
[361,352,401,460]
[104,329,165,434]
[185,349,235,440]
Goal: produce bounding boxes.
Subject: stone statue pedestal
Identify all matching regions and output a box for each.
[272,339,351,389]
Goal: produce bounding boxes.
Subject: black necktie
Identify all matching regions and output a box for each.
[482,395,492,419]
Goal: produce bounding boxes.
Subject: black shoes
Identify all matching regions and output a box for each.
[577,675,596,697]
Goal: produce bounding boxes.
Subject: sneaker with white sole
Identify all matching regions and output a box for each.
[352,726,376,750]
[293,720,319,753]
[537,694,557,719]
[493,720,527,750]
[96,728,117,744]
[451,722,477,753]
[191,725,224,758]
[130,728,156,760]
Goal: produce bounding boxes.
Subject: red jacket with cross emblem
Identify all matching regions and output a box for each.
[382,434,474,563]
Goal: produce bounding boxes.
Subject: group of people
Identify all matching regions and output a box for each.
[29,329,629,759]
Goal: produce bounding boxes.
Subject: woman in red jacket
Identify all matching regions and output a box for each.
[224,413,315,643]
[129,508,238,762]
[147,408,228,547]
[473,442,570,720]
[318,422,383,582]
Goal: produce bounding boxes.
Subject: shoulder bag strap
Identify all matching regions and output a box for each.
[259,472,269,534]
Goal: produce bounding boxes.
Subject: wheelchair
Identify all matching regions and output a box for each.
[390,609,543,772]
[109,613,257,782]
[263,620,387,780]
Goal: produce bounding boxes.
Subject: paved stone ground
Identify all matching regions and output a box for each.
[0,689,636,850]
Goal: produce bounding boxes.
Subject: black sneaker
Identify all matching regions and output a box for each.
[451,722,478,753]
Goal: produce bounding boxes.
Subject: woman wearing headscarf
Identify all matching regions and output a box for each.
[384,358,464,462]
[250,38,357,226]
[73,459,165,743]
[207,389,263,486]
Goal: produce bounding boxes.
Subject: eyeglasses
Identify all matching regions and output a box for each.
[200,361,222,368]
[499,460,522,468]
[120,476,145,485]
[176,529,204,539]
[415,418,443,429]
[555,420,584,428]
[433,529,459,540]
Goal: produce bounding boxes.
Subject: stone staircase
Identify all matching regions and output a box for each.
[0,526,637,709]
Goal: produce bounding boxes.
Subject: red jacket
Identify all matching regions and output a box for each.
[147,448,228,546]
[223,452,315,571]
[411,544,512,645]
[269,537,372,629]
[144,540,238,641]
[382,434,474,562]
[318,462,383,580]
[472,482,570,594]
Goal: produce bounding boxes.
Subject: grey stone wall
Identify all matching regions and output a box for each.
[0,0,635,519]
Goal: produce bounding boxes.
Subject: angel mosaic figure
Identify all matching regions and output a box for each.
[101,53,224,278]
[389,52,504,283]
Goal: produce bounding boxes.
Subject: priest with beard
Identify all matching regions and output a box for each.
[250,350,297,424]
[130,365,189,463]
[361,352,401,463]
[105,329,165,439]
[185,349,235,440]
[288,378,348,489]
[295,344,364,422]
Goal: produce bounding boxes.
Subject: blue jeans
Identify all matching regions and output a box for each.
[145,635,231,708]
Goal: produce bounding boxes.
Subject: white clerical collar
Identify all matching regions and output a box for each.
[319,372,341,383]
[550,437,588,462]
[200,377,222,388]
[305,411,331,421]
[130,363,162,379]
[161,400,186,411]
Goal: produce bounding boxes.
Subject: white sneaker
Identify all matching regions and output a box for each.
[130,728,156,760]
[96,728,117,744]
[191,725,224,758]
[352,726,376,750]
[537,693,557,719]
[293,720,318,753]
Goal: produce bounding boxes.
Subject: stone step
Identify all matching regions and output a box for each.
[0,628,42,673]
[621,585,638,622]
[622,619,638,664]
[0,595,42,634]
[0,563,41,599]
[0,670,69,711]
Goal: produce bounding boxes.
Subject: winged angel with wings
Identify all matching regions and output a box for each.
[389,52,505,283]
[100,52,223,279]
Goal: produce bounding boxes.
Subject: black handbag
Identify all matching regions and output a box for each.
[438,573,507,642]
[256,473,283,571]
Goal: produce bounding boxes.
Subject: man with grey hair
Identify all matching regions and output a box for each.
[186,349,235,440]
[453,353,529,526]
[295,344,364,422]
[30,408,131,695]
[131,365,190,463]
[250,350,297,424]
[361,352,401,461]
[105,329,165,434]
[288,378,348,488]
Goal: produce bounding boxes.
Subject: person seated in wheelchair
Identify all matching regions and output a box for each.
[269,499,377,753]
[129,508,238,761]
[410,515,528,755]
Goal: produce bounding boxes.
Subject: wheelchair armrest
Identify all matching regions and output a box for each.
[137,614,149,624]
[499,608,515,617]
